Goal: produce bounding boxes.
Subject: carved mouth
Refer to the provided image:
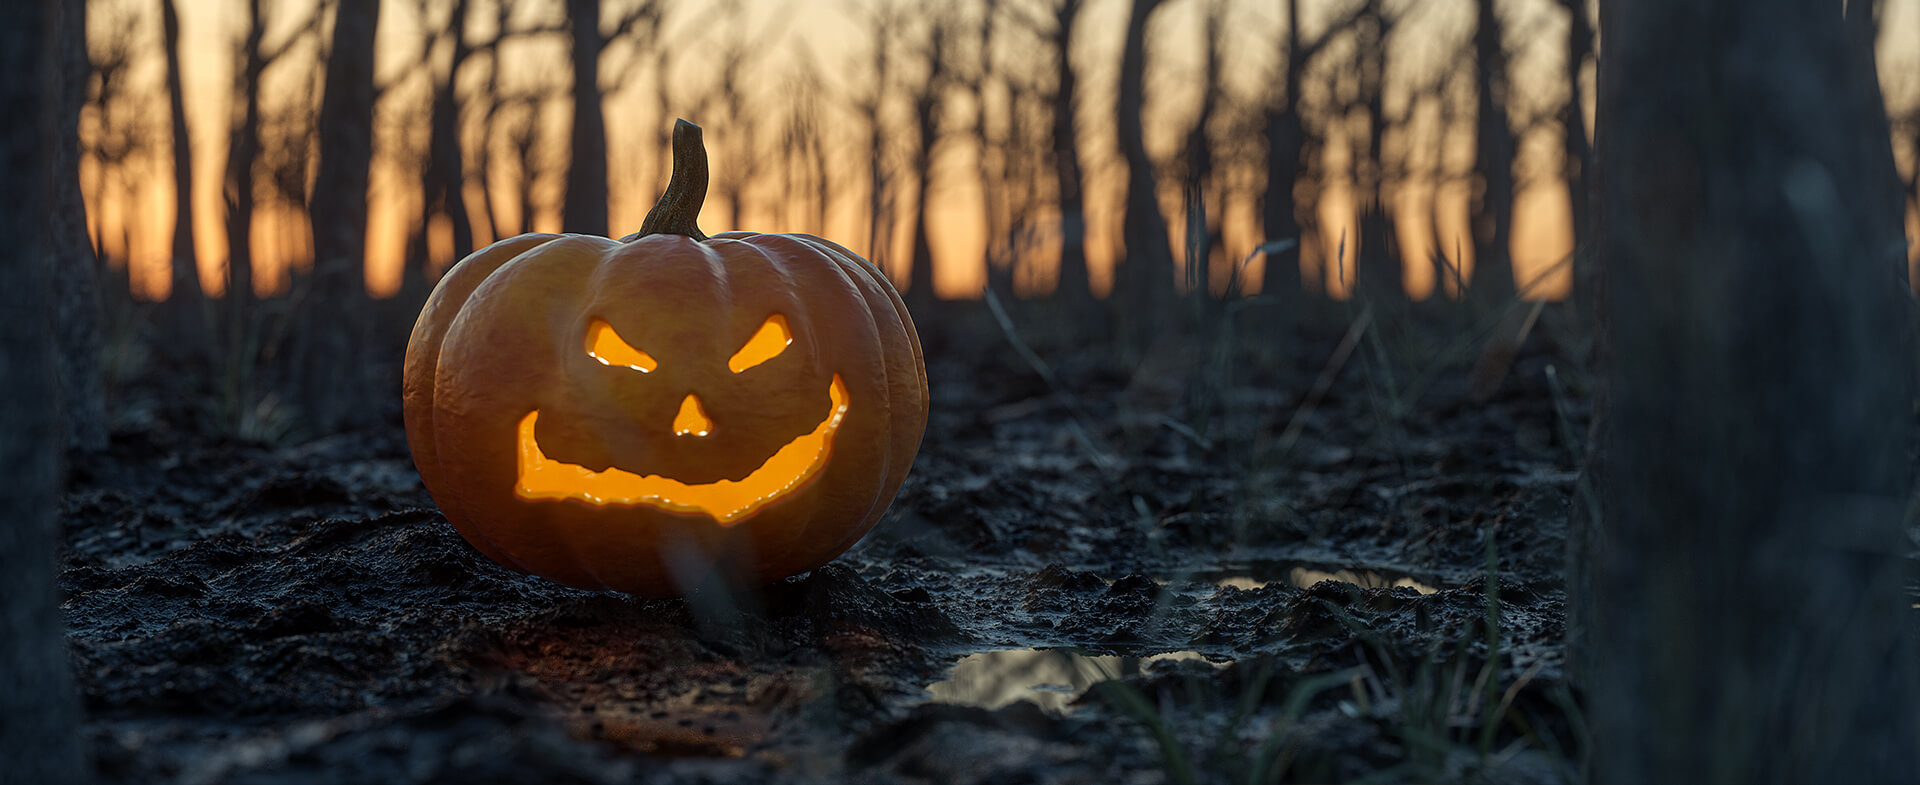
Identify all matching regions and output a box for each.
[515,375,849,525]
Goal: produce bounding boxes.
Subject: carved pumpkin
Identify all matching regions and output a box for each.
[403,120,927,597]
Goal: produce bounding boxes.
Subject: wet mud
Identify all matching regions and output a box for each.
[63,303,1585,784]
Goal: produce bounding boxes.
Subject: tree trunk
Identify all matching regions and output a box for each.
[1559,0,1593,303]
[414,0,475,290]
[905,19,948,310]
[1179,0,1225,301]
[1115,0,1173,338]
[301,0,380,432]
[1469,0,1516,305]
[1582,1,1918,780]
[1260,0,1309,307]
[1049,0,1091,304]
[0,0,87,780]
[859,10,897,282]
[226,0,265,305]
[563,0,608,236]
[1352,1,1402,307]
[51,0,102,450]
[161,0,199,305]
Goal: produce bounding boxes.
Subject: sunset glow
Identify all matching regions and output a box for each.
[77,0,1920,303]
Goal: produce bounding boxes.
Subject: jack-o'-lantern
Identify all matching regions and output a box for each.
[403,120,927,597]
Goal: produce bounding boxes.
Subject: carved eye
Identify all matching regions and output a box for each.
[728,315,791,373]
[585,318,657,372]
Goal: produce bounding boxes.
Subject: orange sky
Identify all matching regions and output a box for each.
[79,0,1920,303]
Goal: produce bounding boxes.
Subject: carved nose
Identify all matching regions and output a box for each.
[673,394,712,437]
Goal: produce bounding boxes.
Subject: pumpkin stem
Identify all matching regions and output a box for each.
[632,119,710,242]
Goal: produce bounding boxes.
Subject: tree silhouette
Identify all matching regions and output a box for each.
[1115,0,1174,337]
[161,0,199,304]
[1349,0,1404,307]
[1264,0,1359,307]
[412,0,479,287]
[298,0,380,432]
[851,0,904,279]
[1015,0,1091,303]
[1581,0,1917,778]
[563,0,668,237]
[1557,0,1593,301]
[0,1,88,781]
[1177,0,1227,300]
[1467,0,1516,305]
[904,8,957,309]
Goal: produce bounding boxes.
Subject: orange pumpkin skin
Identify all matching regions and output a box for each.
[403,229,927,596]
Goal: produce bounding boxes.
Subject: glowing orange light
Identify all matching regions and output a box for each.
[586,318,657,372]
[515,375,849,524]
[728,315,792,372]
[673,394,713,436]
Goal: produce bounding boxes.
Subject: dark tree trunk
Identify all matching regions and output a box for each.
[905,19,949,309]
[966,0,1002,295]
[1468,0,1516,305]
[0,1,87,781]
[510,104,540,237]
[301,0,380,432]
[225,0,266,308]
[1259,0,1322,307]
[161,0,199,305]
[1115,0,1173,337]
[51,0,102,450]
[414,0,475,290]
[1351,0,1401,307]
[563,0,608,236]
[470,0,513,243]
[1581,0,1918,780]
[1179,0,1225,301]
[988,75,1030,298]
[1048,0,1091,304]
[859,9,898,280]
[1558,0,1593,302]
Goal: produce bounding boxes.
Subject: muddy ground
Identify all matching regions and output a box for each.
[61,300,1586,784]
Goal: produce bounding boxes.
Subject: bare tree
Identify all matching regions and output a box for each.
[563,0,610,235]
[222,0,316,312]
[83,15,138,272]
[1115,0,1174,336]
[957,0,1005,294]
[161,0,200,305]
[1263,0,1357,306]
[903,10,958,308]
[994,53,1049,296]
[299,0,381,431]
[412,0,478,287]
[1,0,87,780]
[1580,0,1917,780]
[53,0,103,450]
[562,0,667,236]
[225,0,266,305]
[495,92,549,237]
[1177,0,1227,301]
[1011,0,1092,302]
[1349,0,1403,307]
[778,53,830,234]
[697,13,783,234]
[1466,0,1516,305]
[1556,0,1592,300]
[851,1,903,278]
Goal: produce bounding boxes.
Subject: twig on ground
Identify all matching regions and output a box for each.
[983,288,1118,471]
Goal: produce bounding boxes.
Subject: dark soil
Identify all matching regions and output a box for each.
[63,300,1586,784]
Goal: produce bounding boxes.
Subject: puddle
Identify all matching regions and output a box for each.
[1214,566,1437,594]
[925,649,1226,713]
